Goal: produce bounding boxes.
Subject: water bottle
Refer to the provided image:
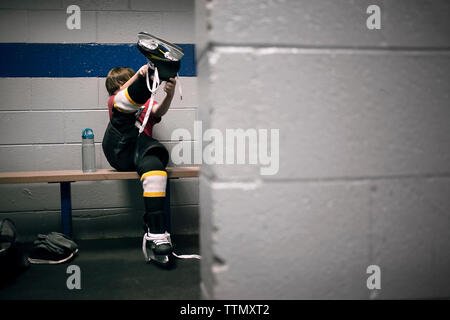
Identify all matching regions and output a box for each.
[82,128,96,173]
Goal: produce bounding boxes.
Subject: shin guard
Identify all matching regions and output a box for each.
[113,74,153,114]
[113,87,143,114]
[141,170,167,234]
[141,170,167,198]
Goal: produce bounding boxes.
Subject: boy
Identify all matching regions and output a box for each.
[102,63,176,265]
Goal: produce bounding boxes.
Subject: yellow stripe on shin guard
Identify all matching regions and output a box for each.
[113,88,142,114]
[141,170,167,197]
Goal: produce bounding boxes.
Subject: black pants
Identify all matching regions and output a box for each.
[102,108,170,234]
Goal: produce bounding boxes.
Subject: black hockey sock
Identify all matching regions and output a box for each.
[143,209,165,234]
[138,154,167,234]
[143,195,165,234]
[127,69,154,105]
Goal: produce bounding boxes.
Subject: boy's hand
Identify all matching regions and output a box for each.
[152,78,177,117]
[164,78,176,97]
[138,64,148,77]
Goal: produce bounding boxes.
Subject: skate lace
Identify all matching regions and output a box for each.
[144,231,170,245]
[138,64,159,134]
[142,231,201,262]
[138,64,183,134]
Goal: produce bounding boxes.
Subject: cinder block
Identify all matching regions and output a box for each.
[34,143,82,170]
[169,177,199,205]
[71,179,141,210]
[0,10,28,42]
[72,207,143,240]
[170,205,199,235]
[31,78,99,110]
[196,54,212,129]
[194,0,209,60]
[162,140,197,167]
[0,145,37,171]
[0,143,100,172]
[96,142,115,170]
[201,48,450,180]
[0,0,62,10]
[161,11,195,43]
[369,177,450,299]
[0,78,31,111]
[61,0,129,11]
[0,111,65,144]
[155,77,198,108]
[199,175,216,299]
[63,110,109,143]
[97,11,162,43]
[96,142,113,169]
[0,182,61,212]
[196,0,450,302]
[97,77,109,107]
[28,10,96,43]
[200,176,450,299]
[152,108,196,141]
[206,0,450,48]
[208,180,370,299]
[130,0,194,12]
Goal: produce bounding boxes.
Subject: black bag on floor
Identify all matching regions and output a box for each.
[0,219,29,286]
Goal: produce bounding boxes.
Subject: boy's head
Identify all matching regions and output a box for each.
[105,67,135,96]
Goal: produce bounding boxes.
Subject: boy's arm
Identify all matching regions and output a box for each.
[113,65,152,114]
[152,78,176,118]
[115,65,175,117]
[119,65,148,92]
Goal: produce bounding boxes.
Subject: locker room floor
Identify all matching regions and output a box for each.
[0,235,200,300]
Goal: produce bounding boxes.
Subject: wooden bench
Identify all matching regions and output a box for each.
[0,167,199,237]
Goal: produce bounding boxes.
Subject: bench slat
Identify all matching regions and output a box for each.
[0,167,199,184]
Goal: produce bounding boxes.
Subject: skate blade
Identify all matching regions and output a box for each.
[150,253,175,269]
[152,254,169,264]
[146,250,170,265]
[137,32,184,60]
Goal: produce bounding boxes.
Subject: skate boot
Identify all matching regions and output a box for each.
[136,32,184,134]
[142,230,174,267]
[136,32,184,81]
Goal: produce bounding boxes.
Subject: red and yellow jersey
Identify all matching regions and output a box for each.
[108,95,161,137]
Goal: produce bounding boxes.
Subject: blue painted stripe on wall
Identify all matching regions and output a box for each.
[0,43,196,77]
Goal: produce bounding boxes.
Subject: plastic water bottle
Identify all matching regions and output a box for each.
[82,128,96,173]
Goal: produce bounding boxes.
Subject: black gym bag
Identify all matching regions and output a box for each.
[0,218,29,286]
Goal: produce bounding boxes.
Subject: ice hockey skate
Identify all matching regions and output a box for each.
[136,31,184,81]
[142,230,174,268]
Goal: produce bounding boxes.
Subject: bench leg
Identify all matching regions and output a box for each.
[164,178,171,233]
[60,182,72,237]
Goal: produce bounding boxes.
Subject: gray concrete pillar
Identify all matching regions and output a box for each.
[196,0,450,299]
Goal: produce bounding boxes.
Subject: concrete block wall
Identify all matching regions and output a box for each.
[0,0,199,241]
[196,0,450,299]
